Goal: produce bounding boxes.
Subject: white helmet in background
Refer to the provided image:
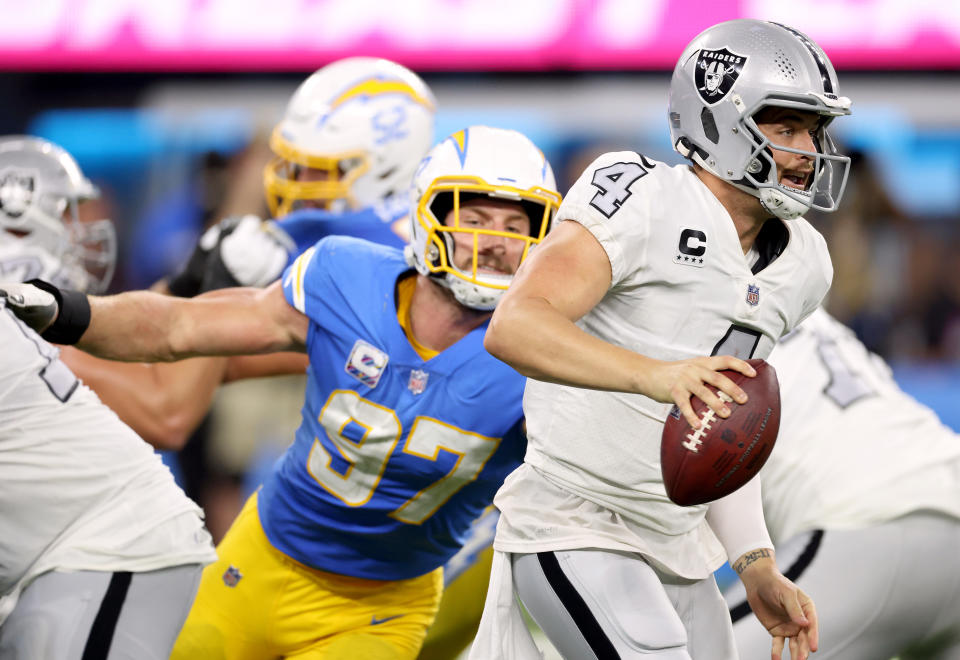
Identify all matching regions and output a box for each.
[0,136,115,293]
[668,19,852,220]
[407,125,561,311]
[264,57,436,218]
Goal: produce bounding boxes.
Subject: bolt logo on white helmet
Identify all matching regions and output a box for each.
[264,57,436,218]
[406,126,561,311]
[669,19,852,221]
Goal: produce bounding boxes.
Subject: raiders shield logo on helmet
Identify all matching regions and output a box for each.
[695,48,748,105]
[0,170,35,221]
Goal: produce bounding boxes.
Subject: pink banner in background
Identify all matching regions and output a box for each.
[0,0,957,71]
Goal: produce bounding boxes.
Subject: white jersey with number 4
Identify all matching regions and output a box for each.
[493,152,833,579]
[0,304,216,624]
[761,307,960,544]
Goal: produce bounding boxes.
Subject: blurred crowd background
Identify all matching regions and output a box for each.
[3,0,959,541]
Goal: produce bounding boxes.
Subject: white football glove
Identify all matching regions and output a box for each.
[0,281,59,333]
[211,215,296,289]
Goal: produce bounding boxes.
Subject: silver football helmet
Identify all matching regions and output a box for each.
[264,57,436,218]
[407,126,561,311]
[669,19,852,220]
[0,136,115,293]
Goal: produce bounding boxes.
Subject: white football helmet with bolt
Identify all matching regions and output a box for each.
[264,57,436,218]
[406,125,561,311]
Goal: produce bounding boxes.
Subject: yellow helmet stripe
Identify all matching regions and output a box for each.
[445,129,468,168]
[331,78,435,112]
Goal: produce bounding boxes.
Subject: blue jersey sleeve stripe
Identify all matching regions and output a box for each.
[286,246,316,313]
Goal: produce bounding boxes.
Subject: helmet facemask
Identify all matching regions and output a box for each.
[415,177,560,311]
[263,128,371,216]
[731,98,850,220]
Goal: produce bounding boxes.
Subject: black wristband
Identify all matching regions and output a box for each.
[27,279,92,345]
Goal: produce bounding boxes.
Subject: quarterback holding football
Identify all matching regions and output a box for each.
[474,18,851,660]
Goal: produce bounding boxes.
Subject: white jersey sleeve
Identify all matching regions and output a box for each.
[0,306,216,624]
[556,151,657,288]
[761,307,960,543]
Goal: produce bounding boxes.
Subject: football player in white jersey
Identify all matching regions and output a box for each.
[723,307,960,659]
[473,19,852,660]
[0,136,216,659]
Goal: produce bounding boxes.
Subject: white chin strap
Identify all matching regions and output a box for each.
[446,274,504,311]
[757,187,810,220]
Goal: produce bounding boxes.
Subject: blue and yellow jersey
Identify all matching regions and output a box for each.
[276,200,407,258]
[259,235,525,580]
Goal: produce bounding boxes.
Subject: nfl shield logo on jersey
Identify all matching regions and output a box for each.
[746,284,760,306]
[222,565,243,587]
[407,368,429,395]
[345,339,390,388]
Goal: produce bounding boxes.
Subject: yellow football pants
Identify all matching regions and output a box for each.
[170,494,443,660]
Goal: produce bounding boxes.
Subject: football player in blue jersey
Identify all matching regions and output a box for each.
[1,125,562,660]
[165,55,435,298]
[57,56,438,452]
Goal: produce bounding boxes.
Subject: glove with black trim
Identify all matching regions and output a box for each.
[201,215,296,292]
[166,215,247,297]
[0,280,60,334]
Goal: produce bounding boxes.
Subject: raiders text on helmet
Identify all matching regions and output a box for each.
[264,57,436,218]
[668,19,852,220]
[406,126,561,311]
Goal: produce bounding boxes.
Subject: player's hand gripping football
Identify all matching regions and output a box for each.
[0,281,60,333]
[648,355,755,429]
[736,550,819,660]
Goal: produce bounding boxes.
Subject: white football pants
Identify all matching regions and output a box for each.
[512,548,738,659]
[725,510,960,660]
[0,564,203,660]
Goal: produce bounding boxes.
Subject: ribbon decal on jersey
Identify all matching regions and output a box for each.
[407,368,429,395]
[695,47,748,105]
[345,339,390,388]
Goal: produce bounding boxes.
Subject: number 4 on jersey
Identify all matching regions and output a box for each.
[589,161,649,218]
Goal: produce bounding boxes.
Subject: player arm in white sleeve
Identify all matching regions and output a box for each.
[708,479,819,660]
[484,202,754,429]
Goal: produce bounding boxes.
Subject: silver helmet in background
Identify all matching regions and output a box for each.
[0,136,116,293]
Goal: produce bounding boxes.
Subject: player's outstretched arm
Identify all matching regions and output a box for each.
[82,280,307,361]
[484,220,753,428]
[0,279,307,362]
[734,549,819,660]
[59,348,228,450]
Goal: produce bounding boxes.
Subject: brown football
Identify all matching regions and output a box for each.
[660,358,780,506]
